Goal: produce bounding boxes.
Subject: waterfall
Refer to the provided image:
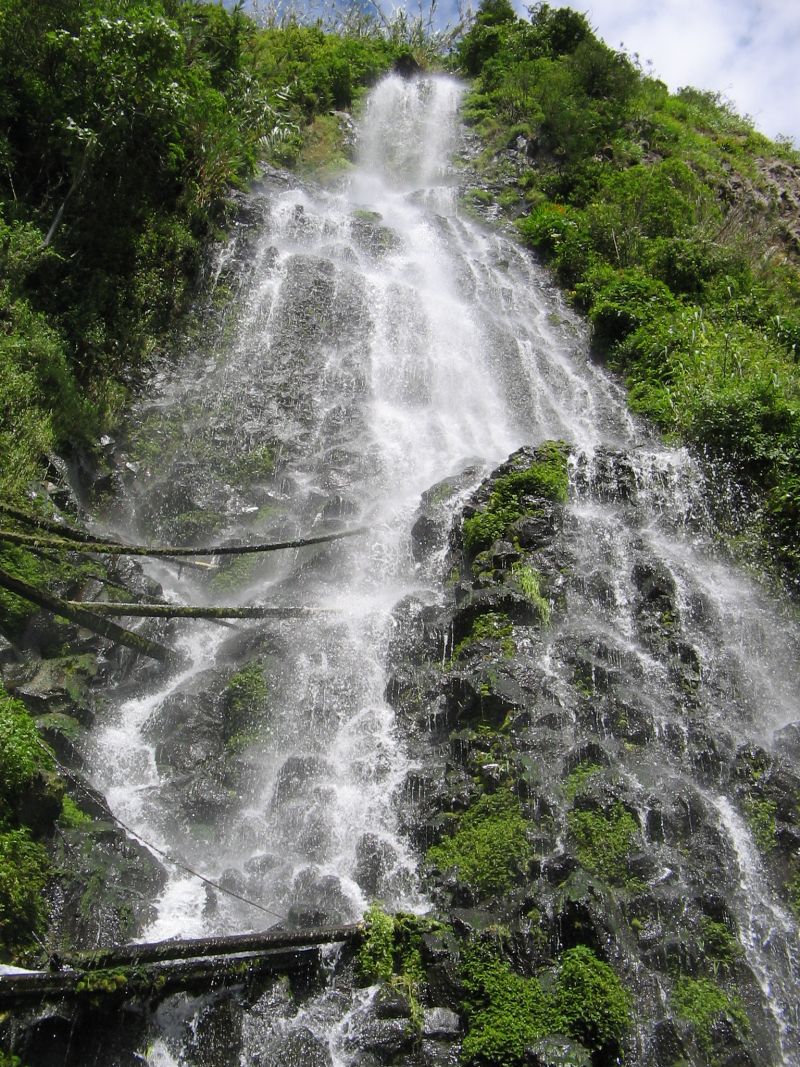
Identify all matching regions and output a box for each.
[80,74,800,1065]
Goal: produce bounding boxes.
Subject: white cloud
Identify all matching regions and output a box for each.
[583,0,800,142]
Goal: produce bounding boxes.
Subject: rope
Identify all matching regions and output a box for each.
[41,739,286,923]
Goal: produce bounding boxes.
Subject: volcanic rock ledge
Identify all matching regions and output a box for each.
[378,442,800,1067]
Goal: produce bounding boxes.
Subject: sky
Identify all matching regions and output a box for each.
[580,0,800,144]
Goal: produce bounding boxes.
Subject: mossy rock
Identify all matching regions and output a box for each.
[427,790,532,898]
[462,442,570,558]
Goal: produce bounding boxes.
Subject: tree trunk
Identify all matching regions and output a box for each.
[65,602,332,619]
[0,567,179,664]
[0,526,366,558]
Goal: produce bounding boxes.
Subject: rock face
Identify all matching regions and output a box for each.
[380,444,800,1067]
[3,444,799,1067]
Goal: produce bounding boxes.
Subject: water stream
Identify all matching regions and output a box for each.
[86,74,800,1064]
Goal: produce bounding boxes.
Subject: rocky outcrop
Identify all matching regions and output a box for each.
[378,443,799,1067]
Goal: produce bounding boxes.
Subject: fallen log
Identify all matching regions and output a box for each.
[0,502,118,544]
[0,526,367,558]
[64,602,334,620]
[71,922,362,971]
[0,567,180,665]
[0,926,363,1006]
[0,945,332,1006]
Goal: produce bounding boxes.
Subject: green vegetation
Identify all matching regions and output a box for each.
[458,0,800,584]
[787,870,800,918]
[510,563,551,624]
[462,442,569,554]
[567,801,639,886]
[76,967,130,996]
[0,0,401,517]
[672,976,750,1054]
[59,795,93,829]
[452,612,516,660]
[427,790,530,894]
[743,795,778,853]
[698,916,743,973]
[562,761,603,801]
[358,904,435,1027]
[0,828,50,954]
[359,901,397,982]
[0,688,54,807]
[461,937,631,1064]
[221,660,268,744]
[0,684,71,956]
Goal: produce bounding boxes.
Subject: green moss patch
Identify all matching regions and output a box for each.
[461,939,631,1065]
[221,661,268,743]
[743,796,777,853]
[427,790,530,895]
[0,688,54,808]
[563,762,603,802]
[672,976,750,1055]
[463,442,569,555]
[698,916,743,972]
[510,563,551,625]
[567,802,639,886]
[358,905,439,1029]
[453,612,516,661]
[0,828,49,955]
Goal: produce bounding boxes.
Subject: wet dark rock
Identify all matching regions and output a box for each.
[12,769,64,837]
[574,447,638,504]
[374,983,413,1019]
[48,821,167,949]
[6,1006,149,1067]
[254,1026,333,1067]
[686,720,729,781]
[185,997,245,1067]
[526,1035,592,1067]
[286,867,354,927]
[273,755,335,804]
[773,719,800,760]
[347,1015,418,1061]
[355,833,397,897]
[422,1007,462,1037]
[648,1019,689,1066]
[0,634,17,666]
[442,670,523,727]
[420,931,463,1010]
[514,507,562,552]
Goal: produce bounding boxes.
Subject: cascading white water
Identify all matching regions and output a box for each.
[92,74,637,939]
[85,74,800,1065]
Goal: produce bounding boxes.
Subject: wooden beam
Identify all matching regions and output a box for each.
[0,526,367,558]
[0,926,363,1007]
[0,947,326,1006]
[64,602,334,620]
[0,567,180,665]
[0,502,118,544]
[71,922,362,970]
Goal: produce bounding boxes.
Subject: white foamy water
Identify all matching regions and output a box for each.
[81,73,800,1065]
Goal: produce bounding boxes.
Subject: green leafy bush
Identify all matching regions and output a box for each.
[427,790,530,894]
[459,0,800,583]
[461,938,631,1065]
[672,976,749,1054]
[567,801,639,886]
